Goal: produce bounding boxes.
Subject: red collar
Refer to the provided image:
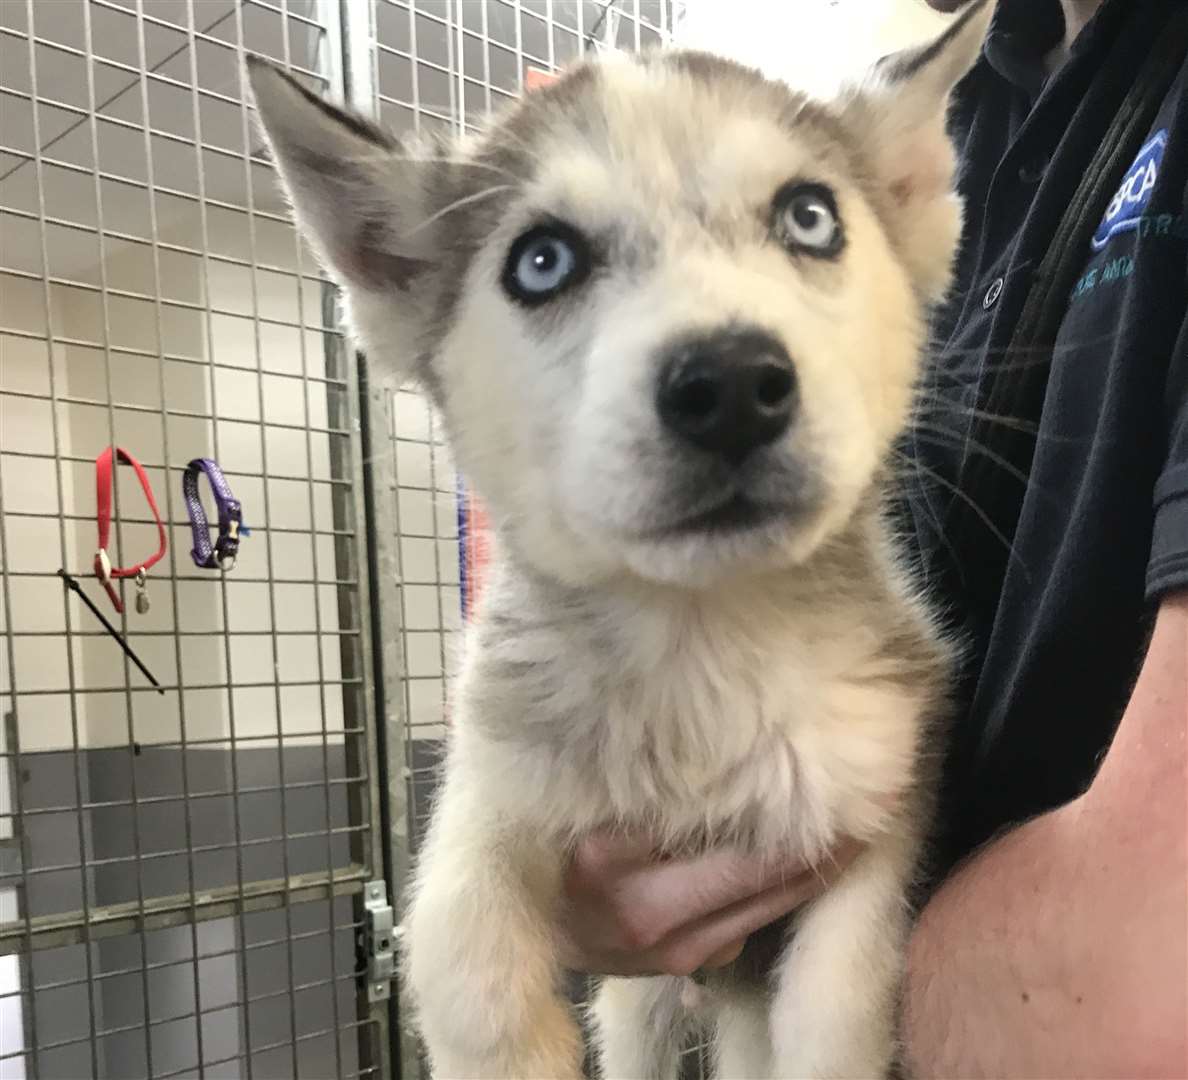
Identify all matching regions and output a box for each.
[93,446,167,614]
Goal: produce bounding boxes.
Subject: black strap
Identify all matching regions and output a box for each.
[1010,9,1188,360]
[950,8,1188,573]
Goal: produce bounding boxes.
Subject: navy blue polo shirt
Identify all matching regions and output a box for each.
[905,0,1188,873]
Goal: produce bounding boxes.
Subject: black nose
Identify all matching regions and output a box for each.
[656,328,797,465]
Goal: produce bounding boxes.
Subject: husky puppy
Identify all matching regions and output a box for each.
[250,3,990,1076]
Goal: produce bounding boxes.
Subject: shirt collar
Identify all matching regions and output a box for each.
[983,0,1065,96]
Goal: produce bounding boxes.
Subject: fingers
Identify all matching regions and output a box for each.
[642,838,867,977]
[572,841,814,950]
[702,938,747,969]
[561,831,868,978]
[616,850,790,944]
[649,876,820,976]
[574,828,662,868]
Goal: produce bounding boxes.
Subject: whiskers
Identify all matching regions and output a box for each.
[407,183,517,235]
[889,446,1029,579]
[889,343,1068,582]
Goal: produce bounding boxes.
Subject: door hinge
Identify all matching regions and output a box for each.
[363,878,395,1002]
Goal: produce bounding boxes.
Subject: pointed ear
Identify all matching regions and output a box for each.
[247,57,431,293]
[840,0,993,299]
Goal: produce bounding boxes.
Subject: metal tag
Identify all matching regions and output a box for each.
[135,568,150,614]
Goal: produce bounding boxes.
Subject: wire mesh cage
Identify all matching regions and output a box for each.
[0,1,389,1075]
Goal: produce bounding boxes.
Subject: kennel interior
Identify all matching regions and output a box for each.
[0,2,675,1077]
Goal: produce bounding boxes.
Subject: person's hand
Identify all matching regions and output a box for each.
[557,832,864,977]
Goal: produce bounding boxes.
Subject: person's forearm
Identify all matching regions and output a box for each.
[905,796,1186,1078]
[904,600,1188,1079]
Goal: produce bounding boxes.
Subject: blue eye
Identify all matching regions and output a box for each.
[516,236,575,293]
[772,182,844,257]
[782,194,836,248]
[503,223,591,304]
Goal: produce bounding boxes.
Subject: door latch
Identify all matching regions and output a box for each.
[363,879,395,1002]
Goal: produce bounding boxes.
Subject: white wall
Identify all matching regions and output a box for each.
[675,0,950,93]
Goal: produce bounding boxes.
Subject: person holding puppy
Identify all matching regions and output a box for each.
[561,1,1188,1074]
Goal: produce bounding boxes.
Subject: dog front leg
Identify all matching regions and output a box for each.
[591,975,695,1080]
[404,779,581,1079]
[713,987,772,1079]
[769,836,917,1080]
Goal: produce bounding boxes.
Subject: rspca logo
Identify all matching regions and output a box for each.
[1092,129,1168,250]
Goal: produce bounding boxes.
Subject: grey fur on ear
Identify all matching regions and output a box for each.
[247,57,431,292]
[873,0,993,93]
[838,0,994,300]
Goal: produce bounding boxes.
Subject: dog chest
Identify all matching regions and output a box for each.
[467,590,930,856]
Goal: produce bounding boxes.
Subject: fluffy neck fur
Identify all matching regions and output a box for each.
[451,504,949,862]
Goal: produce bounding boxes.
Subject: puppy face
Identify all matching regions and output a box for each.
[250,1,990,588]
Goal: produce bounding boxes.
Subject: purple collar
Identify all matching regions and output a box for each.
[183,458,244,570]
